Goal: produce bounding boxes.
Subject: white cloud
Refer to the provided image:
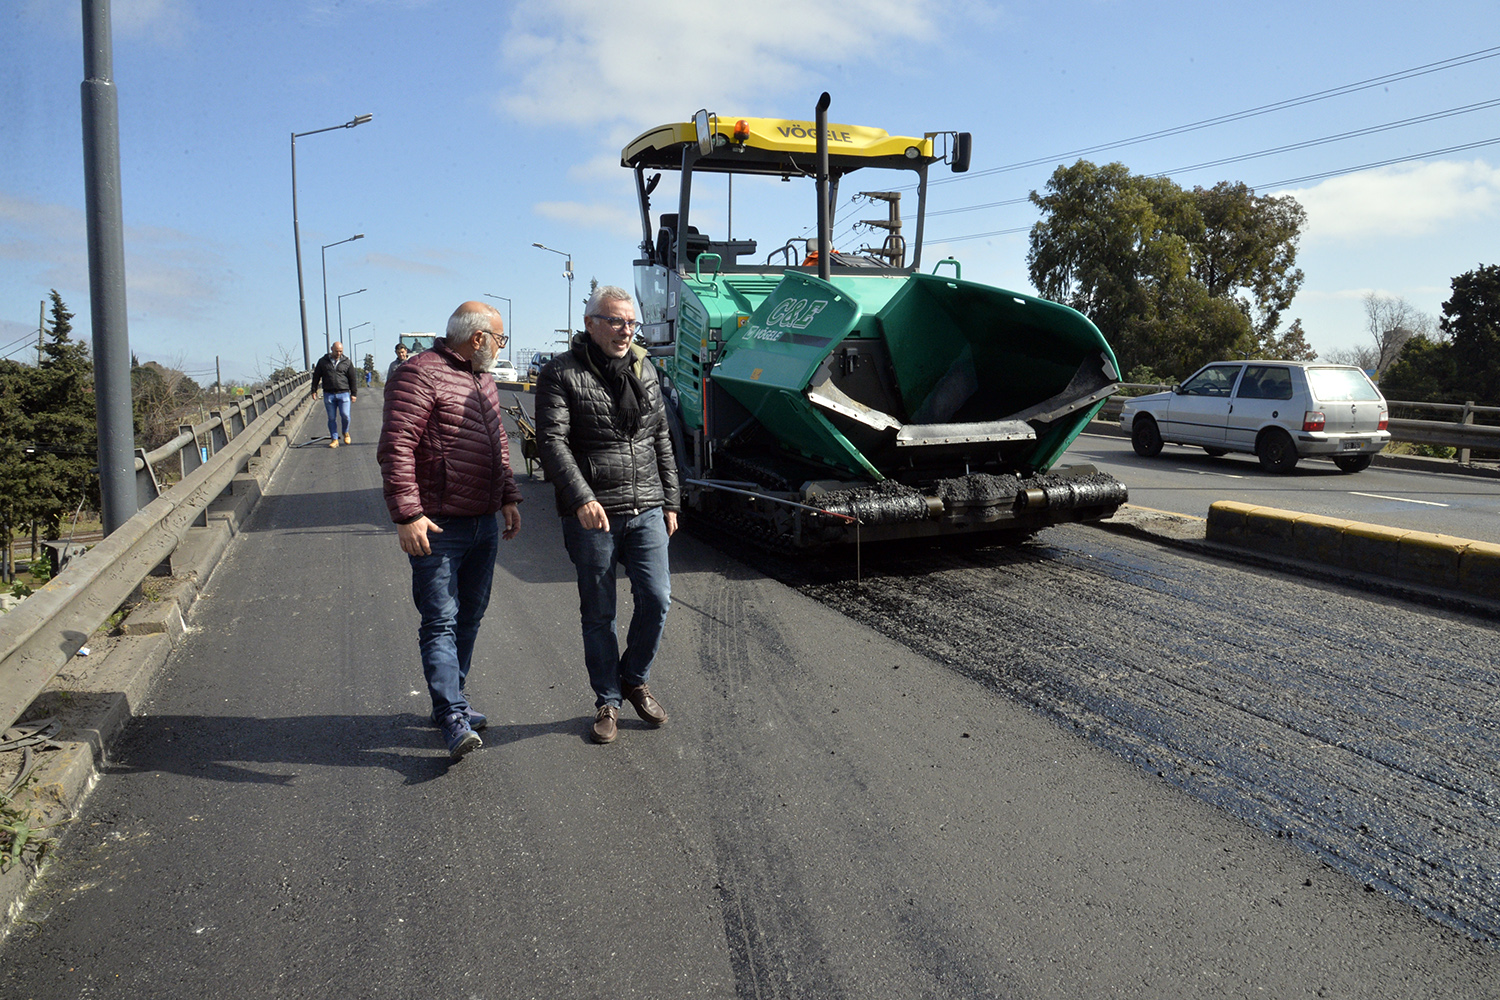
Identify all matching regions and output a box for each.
[113,0,197,42]
[0,191,224,324]
[22,0,196,44]
[1278,160,1500,243]
[497,0,943,133]
[534,200,640,239]
[366,251,455,276]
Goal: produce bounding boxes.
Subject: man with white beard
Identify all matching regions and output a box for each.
[378,301,522,759]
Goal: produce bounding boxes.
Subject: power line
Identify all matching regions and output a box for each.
[927,43,1500,187]
[1254,135,1500,188]
[927,134,1500,244]
[1156,97,1500,178]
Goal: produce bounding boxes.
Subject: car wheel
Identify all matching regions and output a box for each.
[1333,454,1373,474]
[1130,414,1163,457]
[1256,428,1299,473]
[1203,447,1228,457]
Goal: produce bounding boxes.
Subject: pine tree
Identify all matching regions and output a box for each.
[29,291,99,540]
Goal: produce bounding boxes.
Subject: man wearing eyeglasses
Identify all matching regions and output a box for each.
[378,301,522,760]
[536,285,680,745]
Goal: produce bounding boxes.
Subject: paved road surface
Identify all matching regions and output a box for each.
[1064,433,1500,542]
[3,390,1498,999]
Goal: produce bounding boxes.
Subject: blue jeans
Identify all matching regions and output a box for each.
[562,507,672,709]
[325,392,351,438]
[409,513,499,719]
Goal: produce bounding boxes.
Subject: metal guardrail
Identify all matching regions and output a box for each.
[0,372,310,732]
[1101,385,1500,459]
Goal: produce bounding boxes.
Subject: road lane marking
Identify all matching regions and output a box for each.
[1177,468,1246,478]
[1349,491,1450,507]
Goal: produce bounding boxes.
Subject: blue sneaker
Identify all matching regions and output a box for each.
[439,712,481,759]
[432,706,487,731]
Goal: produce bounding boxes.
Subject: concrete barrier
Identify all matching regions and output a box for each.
[1206,501,1500,602]
[1,397,315,933]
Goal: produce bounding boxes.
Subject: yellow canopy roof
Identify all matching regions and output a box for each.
[622,116,935,170]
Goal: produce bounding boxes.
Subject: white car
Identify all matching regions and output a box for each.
[1119,361,1390,473]
[491,361,520,383]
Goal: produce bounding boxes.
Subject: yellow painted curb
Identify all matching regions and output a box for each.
[1458,539,1500,599]
[1205,501,1497,603]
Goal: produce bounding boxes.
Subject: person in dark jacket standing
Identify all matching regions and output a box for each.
[377,301,522,759]
[536,285,680,745]
[311,341,359,447]
[385,342,410,384]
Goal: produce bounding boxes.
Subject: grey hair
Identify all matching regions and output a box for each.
[584,285,634,317]
[446,304,499,347]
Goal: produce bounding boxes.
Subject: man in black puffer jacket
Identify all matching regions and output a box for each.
[536,285,680,745]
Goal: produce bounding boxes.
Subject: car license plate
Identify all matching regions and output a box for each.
[1342,439,1364,450]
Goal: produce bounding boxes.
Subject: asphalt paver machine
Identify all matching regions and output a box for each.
[624,95,1127,549]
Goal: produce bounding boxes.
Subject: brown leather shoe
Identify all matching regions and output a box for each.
[591,705,618,744]
[622,683,668,727]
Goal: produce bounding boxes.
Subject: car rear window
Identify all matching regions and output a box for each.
[1237,365,1293,400]
[1306,367,1382,402]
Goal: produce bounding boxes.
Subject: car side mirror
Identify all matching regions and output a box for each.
[1171,384,1182,394]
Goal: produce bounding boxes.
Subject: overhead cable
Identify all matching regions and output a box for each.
[927,43,1500,187]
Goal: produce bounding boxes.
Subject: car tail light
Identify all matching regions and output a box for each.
[1378,412,1388,431]
[1302,411,1326,432]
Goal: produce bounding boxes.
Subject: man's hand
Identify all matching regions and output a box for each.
[665,511,678,537]
[397,516,443,556]
[575,500,609,532]
[501,503,521,540]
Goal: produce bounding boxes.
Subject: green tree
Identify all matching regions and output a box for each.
[1379,265,1499,403]
[1028,161,1311,378]
[1378,334,1459,403]
[29,291,98,540]
[0,359,44,583]
[1443,264,1500,403]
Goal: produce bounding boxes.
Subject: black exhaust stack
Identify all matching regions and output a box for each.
[815,92,831,282]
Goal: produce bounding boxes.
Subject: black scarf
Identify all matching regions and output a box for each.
[585,339,647,435]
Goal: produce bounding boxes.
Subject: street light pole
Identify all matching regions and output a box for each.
[291,112,372,371]
[321,234,363,352]
[484,293,513,363]
[337,287,366,353]
[532,243,574,342]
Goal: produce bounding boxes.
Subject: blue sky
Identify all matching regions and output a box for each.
[3,0,1498,383]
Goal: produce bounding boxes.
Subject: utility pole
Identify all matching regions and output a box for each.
[81,0,138,536]
[857,191,905,267]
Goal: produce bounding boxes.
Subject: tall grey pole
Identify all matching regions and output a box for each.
[81,0,137,536]
[291,114,373,372]
[291,133,309,371]
[321,233,363,353]
[532,243,575,339]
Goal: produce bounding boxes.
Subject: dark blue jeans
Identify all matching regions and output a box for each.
[562,507,672,709]
[409,513,498,720]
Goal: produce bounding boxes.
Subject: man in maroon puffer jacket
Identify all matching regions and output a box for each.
[378,301,522,760]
